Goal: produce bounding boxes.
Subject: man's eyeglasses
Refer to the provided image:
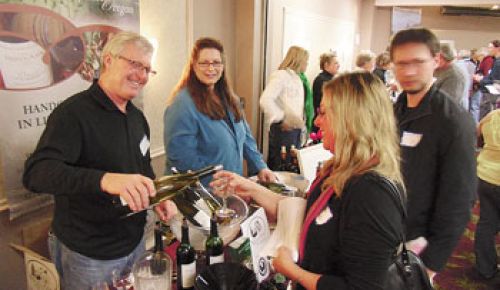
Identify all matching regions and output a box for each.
[116,55,157,75]
[393,59,433,71]
[197,61,223,69]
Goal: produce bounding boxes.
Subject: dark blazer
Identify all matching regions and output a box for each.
[298,173,403,290]
[394,84,477,271]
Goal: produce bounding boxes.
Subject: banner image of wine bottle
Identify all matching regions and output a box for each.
[205,215,224,266]
[177,218,196,290]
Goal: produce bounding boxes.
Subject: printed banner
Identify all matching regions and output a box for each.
[0,0,140,219]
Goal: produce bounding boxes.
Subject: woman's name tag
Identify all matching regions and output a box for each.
[315,206,333,225]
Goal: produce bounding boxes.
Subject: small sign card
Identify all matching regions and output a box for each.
[240,207,271,282]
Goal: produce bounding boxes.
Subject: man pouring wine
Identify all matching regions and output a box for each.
[22,31,177,289]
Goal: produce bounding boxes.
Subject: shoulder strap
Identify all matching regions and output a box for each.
[381,177,415,267]
[380,177,407,220]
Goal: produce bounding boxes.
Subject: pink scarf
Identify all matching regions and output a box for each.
[298,173,335,263]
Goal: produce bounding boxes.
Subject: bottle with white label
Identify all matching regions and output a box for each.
[205,215,224,266]
[176,218,196,290]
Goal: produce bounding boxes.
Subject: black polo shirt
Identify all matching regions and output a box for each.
[23,82,154,259]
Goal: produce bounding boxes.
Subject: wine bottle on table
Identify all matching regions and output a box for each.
[176,218,196,290]
[278,145,289,171]
[205,214,224,266]
[289,145,300,174]
[150,222,168,275]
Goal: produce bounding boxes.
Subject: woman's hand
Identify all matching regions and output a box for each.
[273,246,321,290]
[273,246,296,277]
[210,170,261,201]
[211,170,284,221]
[154,200,178,221]
[257,168,277,183]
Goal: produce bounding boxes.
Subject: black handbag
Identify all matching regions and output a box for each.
[382,179,433,290]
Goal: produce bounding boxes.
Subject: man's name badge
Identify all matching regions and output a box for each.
[139,135,150,156]
[400,131,422,147]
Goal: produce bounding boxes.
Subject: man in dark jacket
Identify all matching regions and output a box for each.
[389,28,477,282]
[476,40,500,119]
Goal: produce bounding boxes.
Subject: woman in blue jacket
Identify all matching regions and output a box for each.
[163,37,274,182]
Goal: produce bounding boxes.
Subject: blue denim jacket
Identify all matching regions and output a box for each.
[163,88,267,182]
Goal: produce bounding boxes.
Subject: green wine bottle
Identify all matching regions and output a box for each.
[150,222,168,275]
[176,218,196,290]
[205,215,224,266]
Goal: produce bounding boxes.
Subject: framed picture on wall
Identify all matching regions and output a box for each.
[391,7,422,34]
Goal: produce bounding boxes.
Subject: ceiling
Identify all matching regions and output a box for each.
[374,0,500,8]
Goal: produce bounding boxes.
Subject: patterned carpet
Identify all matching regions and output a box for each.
[433,203,500,290]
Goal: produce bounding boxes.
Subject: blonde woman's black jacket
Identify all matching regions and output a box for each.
[394,84,477,272]
[298,173,403,290]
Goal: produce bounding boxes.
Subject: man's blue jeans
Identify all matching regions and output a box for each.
[48,231,145,290]
[470,90,482,124]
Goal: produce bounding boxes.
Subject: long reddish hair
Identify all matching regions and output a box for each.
[167,37,242,121]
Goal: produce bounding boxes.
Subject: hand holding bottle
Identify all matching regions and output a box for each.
[257,168,278,183]
[100,172,155,212]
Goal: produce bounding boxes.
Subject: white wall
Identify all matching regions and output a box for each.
[266,0,362,82]
[234,0,266,134]
[140,0,189,162]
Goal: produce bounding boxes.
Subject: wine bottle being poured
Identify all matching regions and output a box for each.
[120,164,223,219]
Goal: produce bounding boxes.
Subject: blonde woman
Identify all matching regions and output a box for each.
[213,72,404,289]
[260,46,310,170]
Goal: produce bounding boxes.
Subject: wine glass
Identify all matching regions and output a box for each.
[212,176,236,222]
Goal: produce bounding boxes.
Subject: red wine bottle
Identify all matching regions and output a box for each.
[176,218,196,290]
